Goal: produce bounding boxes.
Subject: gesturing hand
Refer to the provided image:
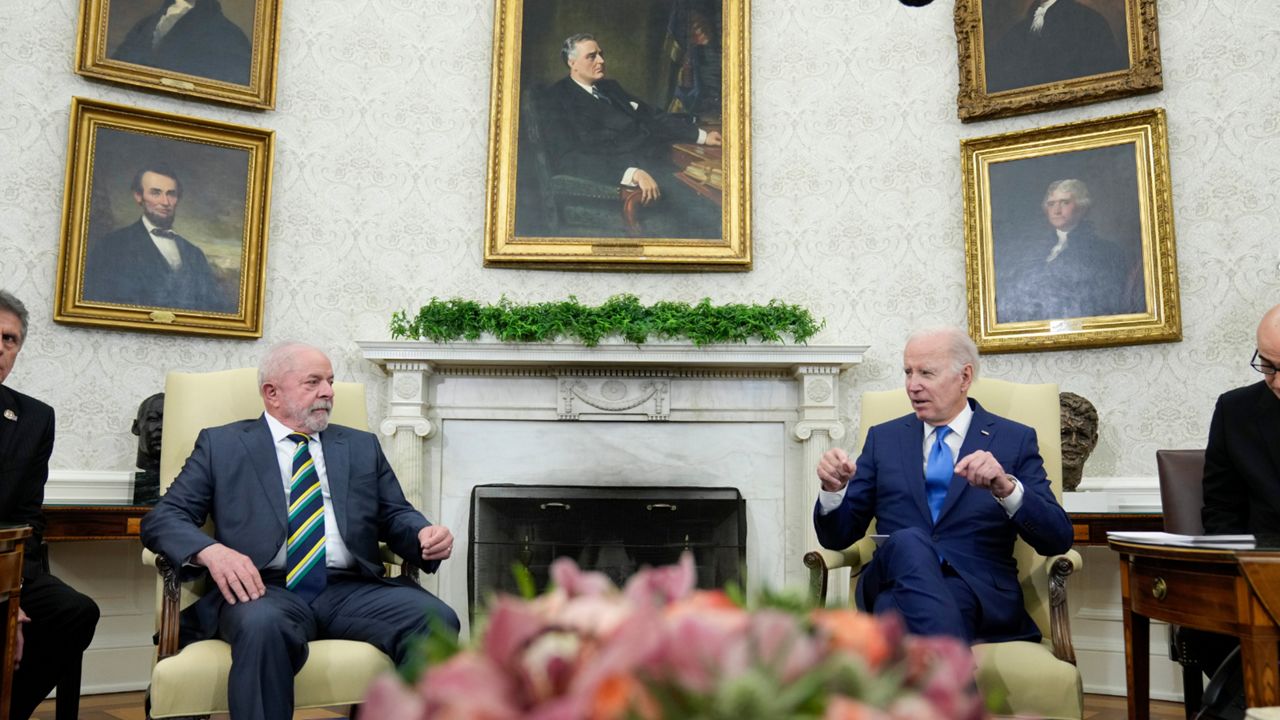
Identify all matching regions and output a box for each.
[817,448,856,493]
[419,525,454,562]
[196,542,265,604]
[953,450,1016,499]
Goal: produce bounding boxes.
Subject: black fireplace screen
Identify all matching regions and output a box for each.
[468,485,746,613]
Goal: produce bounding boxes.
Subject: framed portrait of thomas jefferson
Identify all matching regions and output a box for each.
[75,0,282,110]
[962,108,1180,353]
[55,97,274,338]
[483,0,751,271]
[955,0,1163,122]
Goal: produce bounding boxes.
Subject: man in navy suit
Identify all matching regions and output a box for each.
[83,164,235,313]
[814,326,1073,642]
[538,33,722,238]
[140,342,460,720]
[0,290,100,720]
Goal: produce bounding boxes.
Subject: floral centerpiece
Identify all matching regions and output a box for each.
[363,554,985,719]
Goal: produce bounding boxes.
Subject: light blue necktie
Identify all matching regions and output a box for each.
[925,425,954,523]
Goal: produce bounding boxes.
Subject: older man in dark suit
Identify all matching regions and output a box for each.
[814,326,1073,643]
[1181,304,1280,719]
[140,342,459,720]
[0,290,100,720]
[537,33,722,238]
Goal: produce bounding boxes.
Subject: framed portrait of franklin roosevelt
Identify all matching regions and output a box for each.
[54,97,274,338]
[75,0,282,110]
[954,0,1163,122]
[961,108,1181,353]
[483,0,751,271]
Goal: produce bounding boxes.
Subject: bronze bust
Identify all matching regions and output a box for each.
[1059,391,1099,491]
[131,392,164,505]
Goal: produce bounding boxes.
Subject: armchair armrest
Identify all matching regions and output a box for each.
[1046,548,1083,665]
[380,544,419,582]
[803,537,877,606]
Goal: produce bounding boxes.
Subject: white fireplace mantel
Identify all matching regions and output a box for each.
[357,339,867,632]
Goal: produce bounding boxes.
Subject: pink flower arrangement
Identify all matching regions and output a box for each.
[364,554,986,719]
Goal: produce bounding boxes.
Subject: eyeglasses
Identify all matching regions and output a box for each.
[1251,350,1278,376]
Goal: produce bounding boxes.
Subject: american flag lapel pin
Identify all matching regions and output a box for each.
[3,409,16,421]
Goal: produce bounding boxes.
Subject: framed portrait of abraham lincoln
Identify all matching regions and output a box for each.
[75,0,283,110]
[954,0,1163,122]
[961,108,1180,353]
[54,97,274,339]
[483,0,751,271]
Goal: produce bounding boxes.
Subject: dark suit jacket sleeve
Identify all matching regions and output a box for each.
[140,428,220,568]
[366,435,439,574]
[813,426,880,550]
[1202,393,1249,534]
[1005,427,1074,557]
[1,394,53,580]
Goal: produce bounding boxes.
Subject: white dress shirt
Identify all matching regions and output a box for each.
[262,413,355,570]
[140,216,183,271]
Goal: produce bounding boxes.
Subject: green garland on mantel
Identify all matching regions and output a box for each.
[389,295,825,347]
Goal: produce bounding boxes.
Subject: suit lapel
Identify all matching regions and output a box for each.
[0,387,18,464]
[319,426,350,541]
[1255,385,1280,482]
[898,415,932,523]
[938,399,992,523]
[242,419,288,532]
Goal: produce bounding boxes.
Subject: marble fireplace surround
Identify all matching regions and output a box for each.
[357,340,867,635]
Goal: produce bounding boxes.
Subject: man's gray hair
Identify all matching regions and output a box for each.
[0,290,29,343]
[1043,178,1091,209]
[561,33,596,65]
[258,341,323,387]
[907,326,980,377]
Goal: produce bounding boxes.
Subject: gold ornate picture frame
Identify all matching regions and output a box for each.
[75,0,282,110]
[483,0,751,271]
[55,97,274,338]
[955,0,1162,122]
[962,108,1180,353]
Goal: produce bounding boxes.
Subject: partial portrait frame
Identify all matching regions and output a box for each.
[955,0,1162,123]
[55,97,274,338]
[483,0,751,271]
[75,0,282,110]
[961,108,1180,353]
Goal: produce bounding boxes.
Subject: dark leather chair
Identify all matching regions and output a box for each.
[1155,448,1207,720]
[518,85,643,237]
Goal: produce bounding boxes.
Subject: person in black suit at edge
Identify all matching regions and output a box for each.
[82,163,236,314]
[1189,303,1280,719]
[111,0,252,86]
[0,290,100,720]
[539,32,723,238]
[140,341,460,720]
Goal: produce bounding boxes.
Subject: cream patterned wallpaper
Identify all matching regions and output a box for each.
[0,0,1276,481]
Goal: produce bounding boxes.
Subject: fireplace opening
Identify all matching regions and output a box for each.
[468,485,746,615]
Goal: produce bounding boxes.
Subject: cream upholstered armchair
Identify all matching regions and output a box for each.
[803,377,1085,720]
[144,368,409,719]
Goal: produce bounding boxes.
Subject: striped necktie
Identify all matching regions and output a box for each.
[286,432,326,601]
